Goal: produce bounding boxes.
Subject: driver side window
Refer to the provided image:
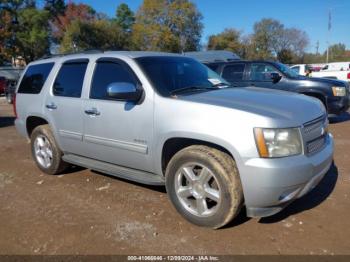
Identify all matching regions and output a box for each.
[90,61,137,100]
[250,63,278,81]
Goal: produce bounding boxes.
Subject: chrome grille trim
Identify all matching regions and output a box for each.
[306,135,327,155]
[302,114,327,155]
[303,115,326,134]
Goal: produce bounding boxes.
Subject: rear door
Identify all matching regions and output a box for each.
[221,63,249,87]
[44,59,88,154]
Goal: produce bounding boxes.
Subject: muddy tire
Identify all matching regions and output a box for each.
[30,125,69,175]
[165,145,243,229]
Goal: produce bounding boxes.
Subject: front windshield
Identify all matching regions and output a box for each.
[275,62,300,78]
[136,56,229,97]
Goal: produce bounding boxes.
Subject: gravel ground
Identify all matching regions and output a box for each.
[0,97,350,255]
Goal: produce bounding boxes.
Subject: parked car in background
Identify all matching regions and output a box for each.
[14,51,333,228]
[0,77,6,94]
[290,63,350,82]
[0,66,24,103]
[290,64,312,76]
[185,53,349,116]
[321,62,350,71]
[311,67,350,82]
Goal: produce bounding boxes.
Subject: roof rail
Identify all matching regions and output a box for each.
[39,49,104,60]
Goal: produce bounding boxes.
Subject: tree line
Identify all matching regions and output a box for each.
[0,0,349,65]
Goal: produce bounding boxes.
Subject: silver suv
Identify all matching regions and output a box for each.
[14,51,334,228]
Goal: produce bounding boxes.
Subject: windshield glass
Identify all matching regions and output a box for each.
[275,62,299,78]
[136,56,228,97]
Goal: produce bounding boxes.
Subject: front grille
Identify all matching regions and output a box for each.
[303,115,327,155]
[306,135,326,155]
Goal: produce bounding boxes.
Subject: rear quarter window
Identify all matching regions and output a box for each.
[18,63,54,94]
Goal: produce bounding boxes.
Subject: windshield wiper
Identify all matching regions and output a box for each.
[170,86,216,95]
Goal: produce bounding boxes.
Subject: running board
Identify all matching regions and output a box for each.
[62,154,165,186]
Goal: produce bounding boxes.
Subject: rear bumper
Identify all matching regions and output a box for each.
[240,134,334,218]
[15,118,28,139]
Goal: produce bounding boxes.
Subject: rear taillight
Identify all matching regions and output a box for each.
[347,72,350,79]
[13,93,17,118]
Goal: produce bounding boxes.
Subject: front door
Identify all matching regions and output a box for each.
[82,58,154,172]
[248,63,289,91]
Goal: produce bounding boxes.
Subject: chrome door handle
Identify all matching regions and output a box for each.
[84,108,100,116]
[46,103,57,110]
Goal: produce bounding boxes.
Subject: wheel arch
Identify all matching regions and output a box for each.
[160,136,241,176]
[299,90,328,109]
[26,115,50,137]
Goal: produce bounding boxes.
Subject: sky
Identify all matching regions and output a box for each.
[79,0,350,53]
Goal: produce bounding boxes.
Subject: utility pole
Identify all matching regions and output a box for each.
[326,9,331,63]
[316,41,319,55]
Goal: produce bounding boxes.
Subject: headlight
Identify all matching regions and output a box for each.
[332,86,346,97]
[254,128,302,158]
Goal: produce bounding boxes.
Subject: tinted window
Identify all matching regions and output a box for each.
[90,62,137,100]
[136,56,227,97]
[222,64,245,81]
[250,63,278,81]
[291,66,300,74]
[206,63,220,72]
[18,63,54,94]
[53,62,88,98]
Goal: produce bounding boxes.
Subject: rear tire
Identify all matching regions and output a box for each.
[30,125,69,175]
[165,145,243,229]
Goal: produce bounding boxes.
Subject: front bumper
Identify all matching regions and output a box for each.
[240,134,334,218]
[327,95,350,115]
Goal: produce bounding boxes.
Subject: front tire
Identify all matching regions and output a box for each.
[165,145,243,229]
[30,125,69,175]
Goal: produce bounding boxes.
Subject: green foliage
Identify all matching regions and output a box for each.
[16,8,51,61]
[207,28,244,56]
[277,49,294,64]
[115,3,135,32]
[60,20,126,53]
[44,0,66,18]
[207,18,310,62]
[132,0,203,52]
[328,43,346,61]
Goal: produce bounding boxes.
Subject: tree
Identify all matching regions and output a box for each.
[207,28,244,56]
[251,18,309,61]
[132,0,203,52]
[16,8,51,61]
[115,3,135,32]
[60,20,126,53]
[52,2,96,42]
[328,43,346,60]
[277,49,294,64]
[252,18,284,59]
[44,0,66,18]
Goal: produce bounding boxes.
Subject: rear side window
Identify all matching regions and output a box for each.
[53,62,88,98]
[18,63,54,94]
[222,64,245,81]
[90,61,137,100]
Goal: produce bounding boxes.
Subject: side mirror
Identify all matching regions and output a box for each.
[270,72,282,83]
[107,82,143,102]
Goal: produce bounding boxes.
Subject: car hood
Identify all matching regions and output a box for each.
[178,87,325,124]
[297,75,347,86]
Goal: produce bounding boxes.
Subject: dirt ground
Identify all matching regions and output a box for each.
[0,97,350,255]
